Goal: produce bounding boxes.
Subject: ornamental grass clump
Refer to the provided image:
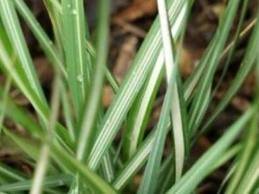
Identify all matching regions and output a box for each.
[0,0,258,193]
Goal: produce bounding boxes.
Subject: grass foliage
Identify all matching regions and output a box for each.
[0,0,258,193]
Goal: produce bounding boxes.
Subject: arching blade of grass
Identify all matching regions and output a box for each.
[43,0,64,62]
[112,15,258,187]
[183,37,216,101]
[0,37,73,150]
[45,0,62,13]
[19,0,117,180]
[157,0,188,181]
[88,0,188,171]
[3,128,40,161]
[226,112,258,194]
[0,14,73,149]
[30,74,61,194]
[13,0,118,144]
[0,175,71,192]
[0,0,45,103]
[122,54,164,160]
[0,163,64,194]
[4,128,117,194]
[226,63,259,193]
[137,0,188,191]
[217,165,237,194]
[188,0,241,134]
[137,96,172,194]
[61,0,90,118]
[122,0,189,160]
[77,0,110,161]
[0,37,49,127]
[0,76,12,134]
[195,0,250,134]
[13,0,66,77]
[20,0,119,94]
[43,0,62,41]
[60,83,76,142]
[71,0,111,192]
[166,106,255,194]
[156,154,174,194]
[200,15,259,134]
[0,89,43,138]
[0,163,25,182]
[212,145,241,172]
[113,130,156,190]
[101,152,115,183]
[235,148,259,194]
[183,18,257,102]
[50,144,117,194]
[211,0,249,99]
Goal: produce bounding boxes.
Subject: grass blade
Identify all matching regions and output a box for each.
[157,0,187,180]
[0,36,73,150]
[225,113,258,193]
[211,0,249,98]
[61,0,90,117]
[122,0,189,161]
[0,175,71,192]
[4,128,117,194]
[122,53,163,160]
[113,131,155,190]
[236,148,259,194]
[77,0,110,161]
[137,0,184,189]
[200,15,259,134]
[137,83,173,194]
[30,74,61,194]
[166,106,255,194]
[188,0,241,134]
[50,144,117,194]
[0,76,12,134]
[0,0,45,102]
[88,0,188,170]
[14,0,66,77]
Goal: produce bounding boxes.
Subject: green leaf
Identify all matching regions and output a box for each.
[200,14,259,134]
[156,0,188,181]
[0,163,25,182]
[0,0,45,103]
[50,144,117,194]
[0,1,49,122]
[113,131,155,190]
[0,76,12,134]
[188,0,241,134]
[122,0,190,161]
[0,38,73,150]
[136,0,188,191]
[61,0,90,117]
[166,107,255,194]
[3,128,40,161]
[0,175,71,192]
[236,148,259,194]
[4,128,117,194]
[226,116,258,193]
[88,0,188,171]
[30,74,61,194]
[77,0,110,161]
[14,0,66,77]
